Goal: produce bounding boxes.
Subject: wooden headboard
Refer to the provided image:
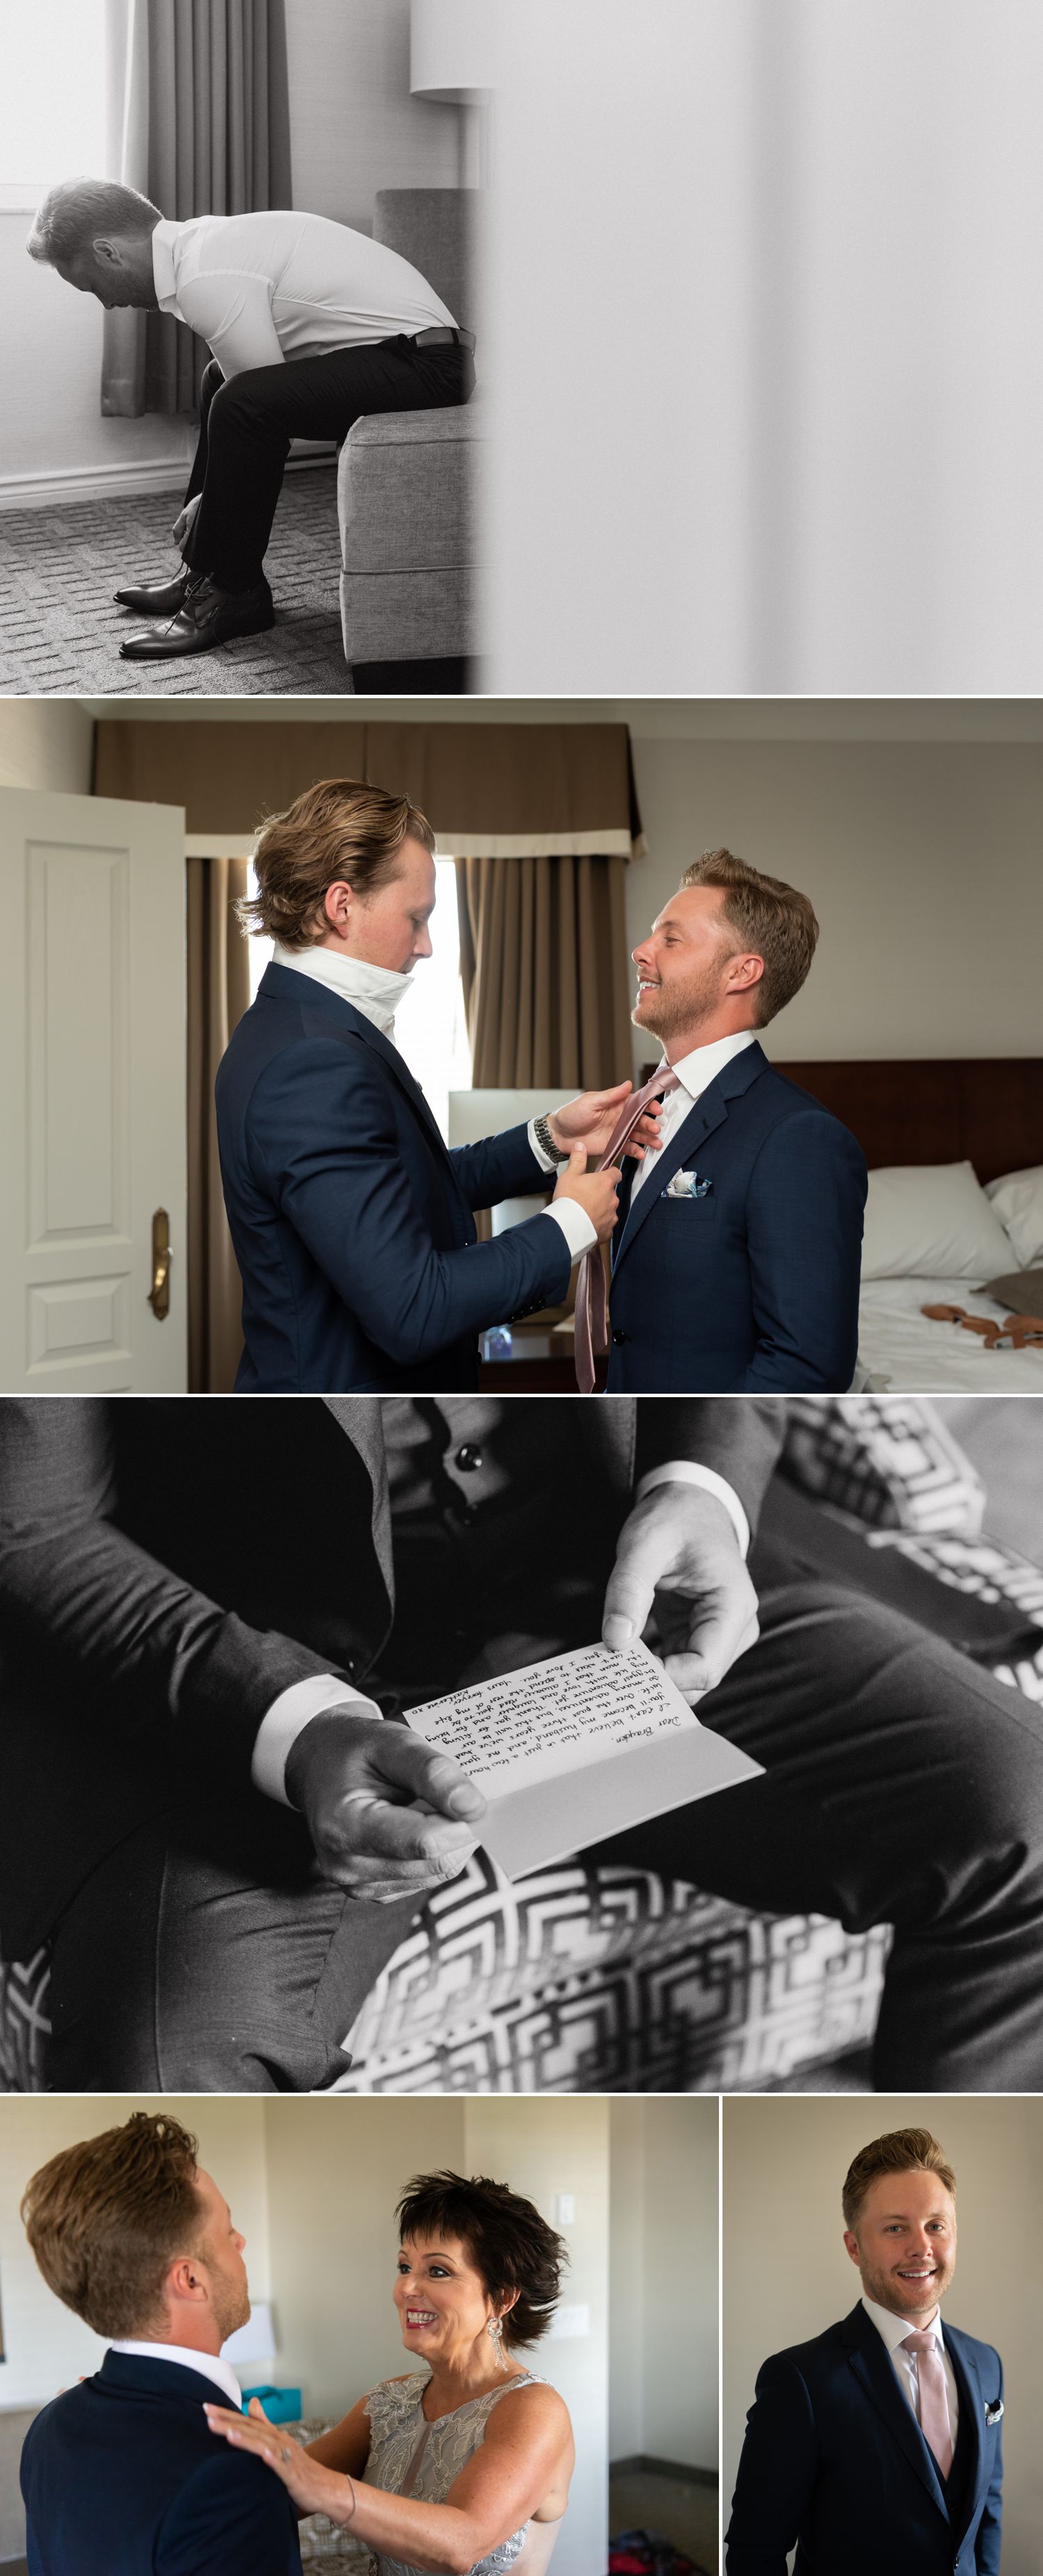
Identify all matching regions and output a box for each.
[773,1059,1043,1184]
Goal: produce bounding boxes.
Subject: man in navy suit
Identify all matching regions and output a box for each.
[607,848,868,1391]
[726,2126,1004,2576]
[216,775,647,1391]
[20,2110,300,2576]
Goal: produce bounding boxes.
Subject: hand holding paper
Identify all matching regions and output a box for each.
[602,1477,760,1697]
[406,1636,761,1879]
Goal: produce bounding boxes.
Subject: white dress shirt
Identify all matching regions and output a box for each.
[270,941,595,1262]
[110,2342,243,2410]
[860,2295,960,2445]
[629,1027,758,1202]
[150,210,456,380]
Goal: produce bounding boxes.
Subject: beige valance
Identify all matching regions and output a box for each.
[92,719,645,858]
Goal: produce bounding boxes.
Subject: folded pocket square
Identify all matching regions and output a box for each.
[985,2401,1004,2424]
[662,1168,713,1200]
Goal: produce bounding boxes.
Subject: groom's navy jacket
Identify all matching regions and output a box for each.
[21,2352,302,2576]
[606,1043,867,1392]
[216,962,571,1390]
[725,2300,1003,2576]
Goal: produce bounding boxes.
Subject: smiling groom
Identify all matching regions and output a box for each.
[603,850,868,1392]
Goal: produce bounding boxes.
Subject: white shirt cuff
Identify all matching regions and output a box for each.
[527,1116,560,1174]
[252,1674,382,1806]
[542,1198,598,1262]
[635,1462,751,1559]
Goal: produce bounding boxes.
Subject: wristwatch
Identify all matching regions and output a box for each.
[533,1113,571,1165]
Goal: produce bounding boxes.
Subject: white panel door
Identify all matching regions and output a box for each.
[0,787,188,1392]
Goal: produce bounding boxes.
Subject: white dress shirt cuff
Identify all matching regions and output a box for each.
[527,1116,560,1174]
[252,1675,382,1807]
[634,1462,751,1559]
[541,1199,598,1262]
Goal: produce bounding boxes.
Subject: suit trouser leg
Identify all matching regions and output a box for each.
[601,1572,1043,2090]
[46,1793,420,2093]
[181,338,474,593]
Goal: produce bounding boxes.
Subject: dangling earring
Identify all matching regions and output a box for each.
[487,2316,508,2371]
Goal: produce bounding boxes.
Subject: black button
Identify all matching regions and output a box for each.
[612,1329,626,1345]
[456,1444,483,1472]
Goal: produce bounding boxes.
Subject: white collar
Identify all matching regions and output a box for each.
[665,1027,757,1099]
[110,2340,244,2408]
[273,940,415,1039]
[861,2293,944,2356]
[150,220,180,312]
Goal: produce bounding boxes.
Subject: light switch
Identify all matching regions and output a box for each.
[549,2303,590,2340]
[555,2193,576,2225]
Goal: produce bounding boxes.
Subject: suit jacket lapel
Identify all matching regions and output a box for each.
[264,963,455,1168]
[612,1042,768,1275]
[843,2306,949,2520]
[945,2329,985,2539]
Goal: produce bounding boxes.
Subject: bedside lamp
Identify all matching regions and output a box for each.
[410,0,494,104]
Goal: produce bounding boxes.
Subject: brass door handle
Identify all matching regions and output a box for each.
[149,1208,172,1319]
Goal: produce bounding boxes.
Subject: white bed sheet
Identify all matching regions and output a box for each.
[856,1275,1043,1392]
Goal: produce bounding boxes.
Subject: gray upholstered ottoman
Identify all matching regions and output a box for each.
[338,400,485,675]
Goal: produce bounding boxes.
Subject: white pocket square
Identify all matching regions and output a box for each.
[663,1168,712,1200]
[985,2400,1004,2424]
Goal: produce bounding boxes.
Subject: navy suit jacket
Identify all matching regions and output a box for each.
[215,962,571,1390]
[21,2351,302,2576]
[606,1043,867,1392]
[726,2301,1004,2576]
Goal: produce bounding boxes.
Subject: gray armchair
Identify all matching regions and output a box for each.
[338,187,483,678]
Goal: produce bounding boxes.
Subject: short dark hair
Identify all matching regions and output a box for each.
[22,2113,204,2339]
[238,776,437,948]
[27,179,161,266]
[842,2128,957,2231]
[679,847,818,1024]
[396,2171,566,2349]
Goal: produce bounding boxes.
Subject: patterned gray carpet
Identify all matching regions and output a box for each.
[0,465,354,695]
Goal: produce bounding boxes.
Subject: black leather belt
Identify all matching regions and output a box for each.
[412,325,476,352]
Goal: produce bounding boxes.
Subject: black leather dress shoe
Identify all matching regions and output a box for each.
[119,572,275,661]
[113,567,191,614]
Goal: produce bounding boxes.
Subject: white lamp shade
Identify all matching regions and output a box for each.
[222,2303,276,2365]
[410,0,495,102]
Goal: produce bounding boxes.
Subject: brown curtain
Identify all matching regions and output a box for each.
[455,851,633,1088]
[186,858,250,1391]
[103,0,293,417]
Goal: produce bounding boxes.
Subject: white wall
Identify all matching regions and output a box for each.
[626,736,1043,1072]
[0,2097,270,2413]
[284,0,464,230]
[722,2095,1043,2576]
[0,217,193,495]
[0,700,94,791]
[608,2100,718,2475]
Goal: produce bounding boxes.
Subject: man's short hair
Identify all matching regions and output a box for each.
[22,2112,204,2339]
[239,776,437,948]
[26,179,161,266]
[841,2127,957,2231]
[679,848,819,1024]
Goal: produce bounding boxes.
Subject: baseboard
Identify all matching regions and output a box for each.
[0,458,190,510]
[0,442,335,513]
[611,2456,718,2490]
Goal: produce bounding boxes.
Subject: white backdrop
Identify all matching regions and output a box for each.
[483,2,1043,693]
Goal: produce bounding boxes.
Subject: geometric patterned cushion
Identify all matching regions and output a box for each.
[779,1394,985,1534]
[0,1947,51,2093]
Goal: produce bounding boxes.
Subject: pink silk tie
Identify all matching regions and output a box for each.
[573,1068,681,1393]
[900,2332,954,2479]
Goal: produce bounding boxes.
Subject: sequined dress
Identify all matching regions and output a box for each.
[361,2370,547,2576]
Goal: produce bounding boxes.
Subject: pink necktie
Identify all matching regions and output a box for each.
[900,2332,954,2479]
[574,1068,680,1393]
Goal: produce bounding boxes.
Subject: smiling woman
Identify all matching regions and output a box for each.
[204,2168,576,2576]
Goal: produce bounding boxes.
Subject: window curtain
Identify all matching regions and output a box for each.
[455,852,633,1089]
[186,858,250,1392]
[102,0,293,417]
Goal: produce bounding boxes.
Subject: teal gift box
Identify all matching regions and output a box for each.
[241,2385,302,2423]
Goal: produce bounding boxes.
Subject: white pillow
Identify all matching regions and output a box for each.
[983,1164,1043,1270]
[861,1160,1015,1280]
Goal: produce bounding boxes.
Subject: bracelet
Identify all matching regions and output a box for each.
[343,2474,357,2525]
[533,1113,570,1166]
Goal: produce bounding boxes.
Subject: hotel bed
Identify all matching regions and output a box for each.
[777,1058,1043,1393]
